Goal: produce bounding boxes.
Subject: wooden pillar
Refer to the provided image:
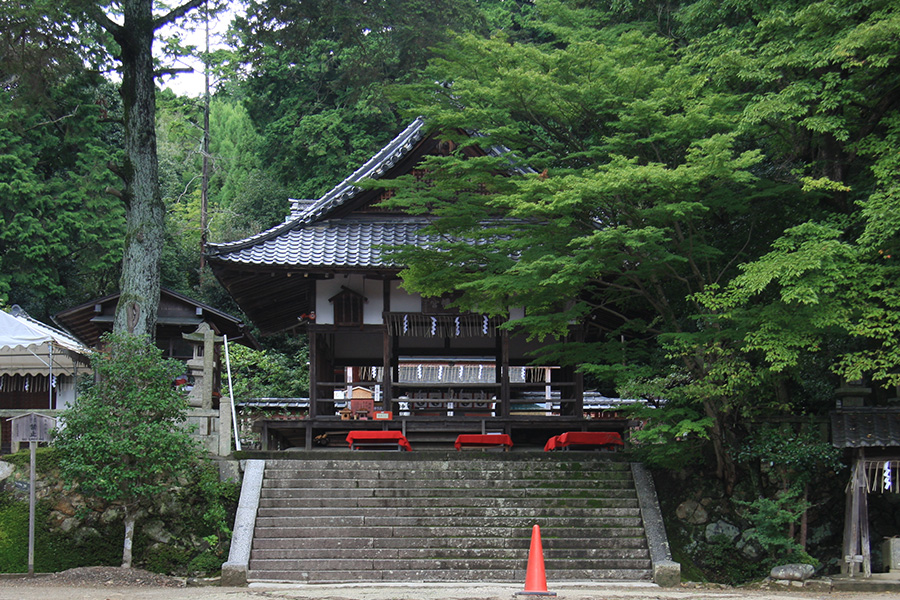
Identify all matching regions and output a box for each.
[843,451,871,577]
[382,315,393,411]
[499,330,510,418]
[308,330,318,418]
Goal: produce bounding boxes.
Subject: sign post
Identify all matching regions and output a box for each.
[10,413,56,576]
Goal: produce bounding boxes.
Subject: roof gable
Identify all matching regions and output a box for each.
[54,288,258,349]
[210,117,431,257]
[205,118,529,335]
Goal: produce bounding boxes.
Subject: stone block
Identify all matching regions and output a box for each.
[883,537,900,571]
[653,560,681,587]
[220,561,247,587]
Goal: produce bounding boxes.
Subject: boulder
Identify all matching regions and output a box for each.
[705,519,740,542]
[770,563,815,581]
[676,499,709,525]
[143,519,173,544]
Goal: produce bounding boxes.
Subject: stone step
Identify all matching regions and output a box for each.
[250,546,651,561]
[255,506,641,519]
[252,525,648,539]
[249,557,652,573]
[261,477,634,490]
[254,514,644,529]
[248,566,653,583]
[259,486,637,500]
[257,496,640,510]
[264,457,629,469]
[262,466,632,480]
[251,535,648,551]
[247,457,652,584]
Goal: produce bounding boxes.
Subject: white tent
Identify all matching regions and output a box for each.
[0,305,91,408]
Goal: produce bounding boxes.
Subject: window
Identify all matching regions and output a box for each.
[330,287,366,326]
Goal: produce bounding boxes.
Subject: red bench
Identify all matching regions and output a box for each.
[544,431,623,452]
[346,430,412,451]
[454,434,513,451]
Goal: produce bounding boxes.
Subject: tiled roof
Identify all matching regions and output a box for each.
[299,117,427,222]
[210,218,434,269]
[209,118,427,256]
[831,408,900,448]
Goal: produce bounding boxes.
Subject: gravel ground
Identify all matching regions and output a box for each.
[1,569,897,600]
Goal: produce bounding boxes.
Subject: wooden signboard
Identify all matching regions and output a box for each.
[11,413,56,443]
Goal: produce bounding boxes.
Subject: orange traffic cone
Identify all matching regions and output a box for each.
[517,524,556,596]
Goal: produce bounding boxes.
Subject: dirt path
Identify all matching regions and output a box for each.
[1,581,896,600]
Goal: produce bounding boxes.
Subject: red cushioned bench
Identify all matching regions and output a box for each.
[544,431,623,452]
[454,434,513,451]
[346,430,412,451]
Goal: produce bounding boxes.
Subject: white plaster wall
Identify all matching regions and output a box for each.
[316,277,422,324]
[316,275,383,324]
[391,280,422,312]
[54,377,78,410]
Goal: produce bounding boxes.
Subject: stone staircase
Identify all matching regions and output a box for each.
[245,453,654,583]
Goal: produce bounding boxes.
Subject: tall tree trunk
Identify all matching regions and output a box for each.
[800,482,809,550]
[703,397,737,494]
[110,0,163,340]
[122,507,136,568]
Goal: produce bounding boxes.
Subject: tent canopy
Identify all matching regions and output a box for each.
[0,306,91,377]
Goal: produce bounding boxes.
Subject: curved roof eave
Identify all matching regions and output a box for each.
[208,117,427,257]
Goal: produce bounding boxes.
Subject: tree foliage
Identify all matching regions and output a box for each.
[228,337,310,400]
[382,0,900,490]
[0,1,124,315]
[234,0,488,198]
[54,333,207,568]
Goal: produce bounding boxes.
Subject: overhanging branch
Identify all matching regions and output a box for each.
[85,6,122,38]
[153,0,204,31]
[156,66,195,77]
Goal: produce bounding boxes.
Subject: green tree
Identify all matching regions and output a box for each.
[691,0,900,391]
[54,334,206,569]
[383,0,900,490]
[228,337,310,400]
[234,0,488,199]
[63,0,209,338]
[384,13,794,488]
[0,0,125,316]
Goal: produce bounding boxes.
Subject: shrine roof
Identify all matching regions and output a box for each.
[831,408,900,448]
[208,117,427,258]
[54,287,259,349]
[208,217,435,270]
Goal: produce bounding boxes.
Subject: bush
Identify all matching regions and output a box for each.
[0,492,121,573]
[699,534,770,585]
